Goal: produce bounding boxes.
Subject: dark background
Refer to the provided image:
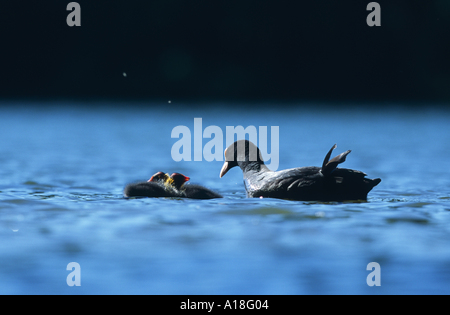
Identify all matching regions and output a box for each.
[1,0,449,104]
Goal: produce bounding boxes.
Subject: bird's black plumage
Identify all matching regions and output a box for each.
[220,140,381,201]
[182,184,223,199]
[124,172,222,199]
[123,181,181,198]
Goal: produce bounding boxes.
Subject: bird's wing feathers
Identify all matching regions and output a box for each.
[321,144,352,176]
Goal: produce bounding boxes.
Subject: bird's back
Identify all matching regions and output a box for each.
[244,167,380,201]
[181,184,223,199]
[124,181,179,198]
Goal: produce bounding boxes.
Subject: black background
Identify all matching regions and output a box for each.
[1,0,449,105]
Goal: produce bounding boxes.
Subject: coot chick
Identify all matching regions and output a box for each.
[219,140,381,201]
[167,173,222,199]
[123,180,177,198]
[149,172,189,191]
[123,171,188,198]
[124,172,222,199]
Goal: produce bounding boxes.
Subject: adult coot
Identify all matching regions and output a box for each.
[219,140,381,201]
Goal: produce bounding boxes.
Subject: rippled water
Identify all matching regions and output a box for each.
[1,102,450,294]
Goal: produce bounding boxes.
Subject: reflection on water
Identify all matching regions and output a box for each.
[1,103,450,294]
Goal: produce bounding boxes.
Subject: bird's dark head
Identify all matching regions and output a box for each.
[219,140,264,178]
[148,171,169,183]
[170,173,190,190]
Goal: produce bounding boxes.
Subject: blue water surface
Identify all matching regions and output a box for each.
[1,102,449,294]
